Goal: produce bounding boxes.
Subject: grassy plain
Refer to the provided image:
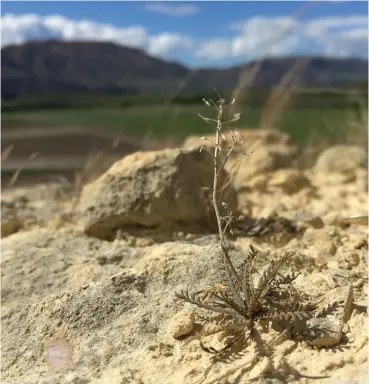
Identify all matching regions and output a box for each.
[2,103,362,146]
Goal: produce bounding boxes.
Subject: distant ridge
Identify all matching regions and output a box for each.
[2,40,368,99]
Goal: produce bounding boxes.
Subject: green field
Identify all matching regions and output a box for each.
[2,103,365,145]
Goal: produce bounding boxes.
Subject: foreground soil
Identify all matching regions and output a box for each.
[1,133,368,384]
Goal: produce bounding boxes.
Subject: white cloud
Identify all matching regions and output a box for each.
[304,16,368,57]
[196,38,232,60]
[231,16,299,35]
[0,13,193,57]
[1,13,43,46]
[231,17,301,58]
[195,15,368,61]
[304,16,367,38]
[149,33,193,56]
[1,12,367,64]
[144,3,199,17]
[196,17,302,61]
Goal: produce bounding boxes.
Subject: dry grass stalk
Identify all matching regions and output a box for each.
[342,97,368,151]
[1,145,39,189]
[73,151,108,194]
[259,57,310,130]
[225,3,318,194]
[229,0,316,119]
[146,70,199,143]
[1,145,14,162]
[229,60,264,117]
[296,95,368,169]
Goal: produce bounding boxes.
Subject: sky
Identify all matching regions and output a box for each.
[1,1,368,68]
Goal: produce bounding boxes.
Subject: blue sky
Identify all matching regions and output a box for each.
[1,1,368,67]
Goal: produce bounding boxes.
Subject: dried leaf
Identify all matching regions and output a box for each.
[198,113,211,123]
[203,98,211,107]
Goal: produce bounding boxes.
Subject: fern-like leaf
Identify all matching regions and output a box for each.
[242,245,258,310]
[315,301,339,318]
[175,290,241,317]
[273,271,301,287]
[249,251,294,312]
[211,292,247,319]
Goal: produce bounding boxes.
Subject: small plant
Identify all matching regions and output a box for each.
[175,93,320,354]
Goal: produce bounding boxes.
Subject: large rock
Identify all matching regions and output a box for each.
[78,148,238,240]
[183,129,299,190]
[315,145,367,173]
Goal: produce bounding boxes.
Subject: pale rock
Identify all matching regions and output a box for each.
[182,135,212,151]
[315,145,367,173]
[293,272,332,293]
[307,285,354,348]
[247,174,269,192]
[1,199,24,237]
[77,148,238,240]
[321,269,355,289]
[183,129,299,190]
[182,129,295,151]
[356,168,368,192]
[322,211,345,227]
[287,211,324,229]
[231,145,299,188]
[307,199,331,218]
[326,240,338,256]
[168,309,195,338]
[303,228,337,256]
[1,217,22,238]
[268,169,313,194]
[306,317,343,348]
[336,249,362,270]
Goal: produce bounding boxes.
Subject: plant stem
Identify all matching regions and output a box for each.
[212,100,225,244]
[211,100,241,292]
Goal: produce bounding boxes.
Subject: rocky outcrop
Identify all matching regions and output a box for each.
[77,148,238,240]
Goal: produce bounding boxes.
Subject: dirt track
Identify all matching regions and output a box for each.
[2,126,143,159]
[1,121,169,187]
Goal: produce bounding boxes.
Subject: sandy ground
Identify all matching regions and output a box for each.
[1,134,368,384]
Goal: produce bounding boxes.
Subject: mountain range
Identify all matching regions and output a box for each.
[1,40,368,99]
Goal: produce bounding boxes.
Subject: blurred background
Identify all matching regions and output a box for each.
[1,0,368,187]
